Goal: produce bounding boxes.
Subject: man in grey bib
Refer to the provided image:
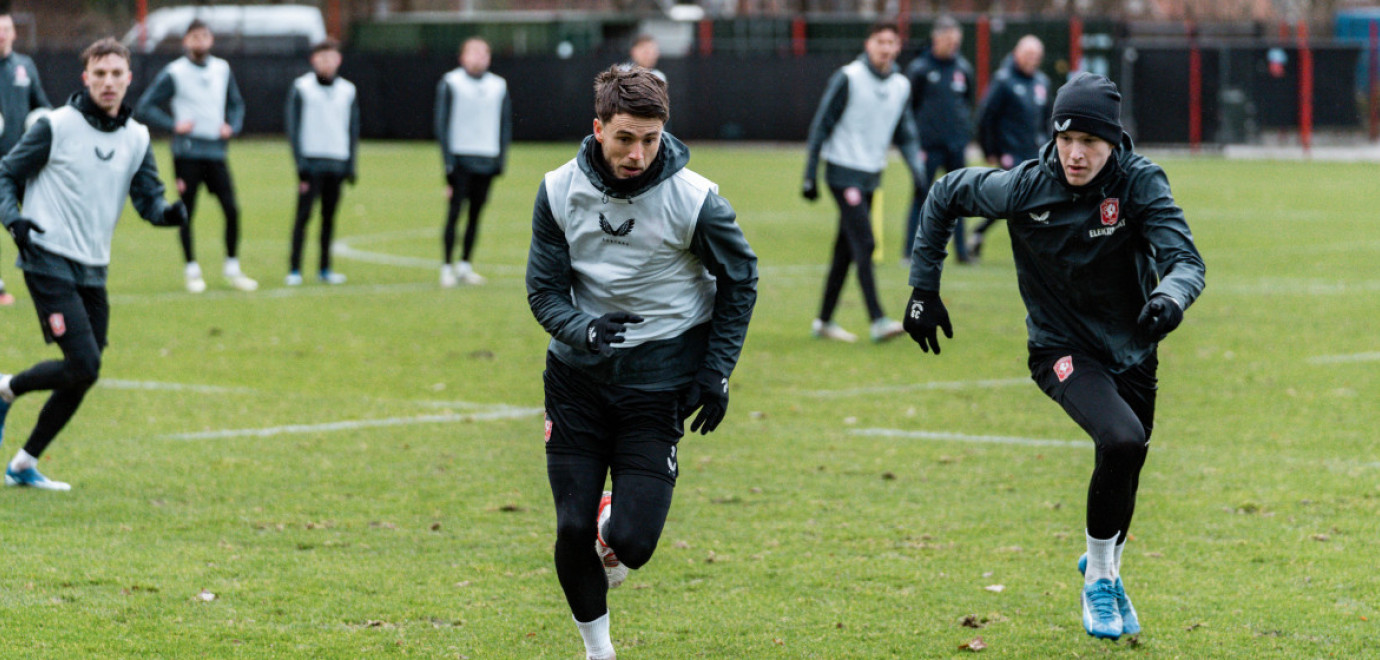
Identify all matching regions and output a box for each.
[0,38,186,491]
[136,19,256,293]
[527,66,756,660]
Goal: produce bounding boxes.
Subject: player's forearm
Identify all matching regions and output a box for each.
[691,196,758,377]
[129,146,170,223]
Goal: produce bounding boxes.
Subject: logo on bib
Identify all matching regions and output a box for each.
[598,212,635,237]
[48,313,66,337]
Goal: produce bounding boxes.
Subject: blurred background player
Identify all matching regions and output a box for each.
[0,9,50,305]
[526,66,756,660]
[625,34,666,83]
[0,38,186,491]
[435,37,510,287]
[903,15,974,265]
[904,73,1205,641]
[285,39,358,286]
[802,20,924,343]
[968,34,1050,259]
[136,19,256,293]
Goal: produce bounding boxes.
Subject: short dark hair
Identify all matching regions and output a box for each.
[631,34,656,48]
[594,65,669,124]
[868,20,900,38]
[81,37,131,66]
[932,15,960,34]
[311,38,340,55]
[186,19,210,37]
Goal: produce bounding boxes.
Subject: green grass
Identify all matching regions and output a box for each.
[0,139,1375,657]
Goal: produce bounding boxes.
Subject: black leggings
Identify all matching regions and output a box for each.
[1031,349,1156,542]
[10,273,108,458]
[443,170,494,263]
[548,453,674,622]
[290,173,345,273]
[175,158,241,263]
[819,185,884,323]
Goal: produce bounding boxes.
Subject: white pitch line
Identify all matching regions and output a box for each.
[805,377,1028,398]
[99,379,257,394]
[851,427,1088,448]
[1306,352,1380,365]
[164,407,544,440]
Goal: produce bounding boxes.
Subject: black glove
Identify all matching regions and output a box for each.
[586,312,644,357]
[1137,294,1183,342]
[6,218,44,251]
[801,178,819,202]
[680,368,729,435]
[903,287,953,354]
[155,200,188,227]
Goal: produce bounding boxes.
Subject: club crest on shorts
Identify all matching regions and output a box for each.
[1100,198,1120,226]
[48,313,66,337]
[543,414,553,443]
[1054,355,1074,383]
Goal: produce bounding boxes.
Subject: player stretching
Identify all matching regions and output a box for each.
[526,66,757,659]
[0,38,186,490]
[135,20,256,293]
[435,37,510,287]
[904,73,1205,639]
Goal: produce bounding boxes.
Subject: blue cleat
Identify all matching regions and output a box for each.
[1082,579,1124,639]
[1080,554,1141,635]
[5,465,71,491]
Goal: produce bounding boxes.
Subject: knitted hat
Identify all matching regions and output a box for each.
[1051,72,1122,145]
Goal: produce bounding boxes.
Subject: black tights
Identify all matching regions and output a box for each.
[175,158,241,263]
[443,171,494,263]
[10,330,103,459]
[290,173,344,273]
[818,185,884,323]
[547,452,674,623]
[1034,351,1157,542]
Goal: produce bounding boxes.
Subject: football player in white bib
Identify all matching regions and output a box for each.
[527,66,757,660]
[0,38,186,491]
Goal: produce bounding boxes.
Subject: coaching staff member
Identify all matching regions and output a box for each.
[903,73,1205,641]
[526,65,757,660]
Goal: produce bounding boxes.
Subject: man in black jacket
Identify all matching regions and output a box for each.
[526,66,756,660]
[904,73,1205,641]
[0,10,51,305]
[969,35,1051,258]
[903,15,975,264]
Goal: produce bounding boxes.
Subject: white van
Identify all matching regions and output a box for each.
[122,5,328,54]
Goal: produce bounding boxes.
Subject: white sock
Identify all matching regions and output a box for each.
[575,612,614,659]
[0,374,14,403]
[224,258,242,277]
[185,262,202,278]
[456,261,473,276]
[1114,539,1126,573]
[1085,531,1118,583]
[10,448,37,472]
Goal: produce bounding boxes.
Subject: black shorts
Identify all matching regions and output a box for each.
[1028,347,1157,440]
[543,353,684,485]
[24,271,109,348]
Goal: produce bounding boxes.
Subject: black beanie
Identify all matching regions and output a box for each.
[1051,72,1122,145]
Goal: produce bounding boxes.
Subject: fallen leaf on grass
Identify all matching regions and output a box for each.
[984,585,1005,593]
[368,521,398,529]
[196,589,216,602]
[958,637,987,651]
[1185,622,1206,632]
[430,522,442,531]
[498,504,525,513]
[960,615,985,629]
[1311,534,1329,542]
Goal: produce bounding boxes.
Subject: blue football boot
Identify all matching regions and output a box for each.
[1080,553,1141,635]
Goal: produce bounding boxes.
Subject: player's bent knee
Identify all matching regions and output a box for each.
[63,354,102,390]
[607,531,658,570]
[1098,423,1147,458]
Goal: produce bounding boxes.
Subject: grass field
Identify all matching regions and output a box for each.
[0,138,1375,658]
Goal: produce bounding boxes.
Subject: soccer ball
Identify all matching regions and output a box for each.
[25,108,51,132]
